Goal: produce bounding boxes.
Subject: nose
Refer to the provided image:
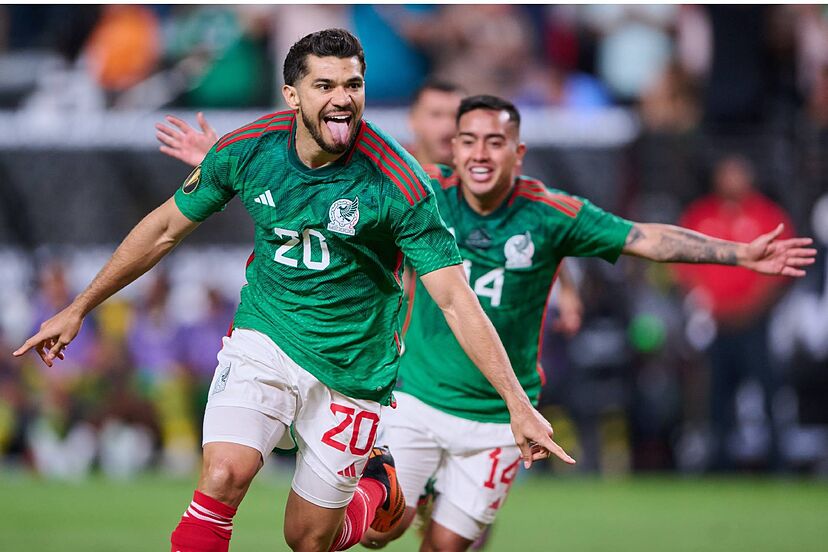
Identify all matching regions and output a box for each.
[331,86,351,108]
[471,140,488,161]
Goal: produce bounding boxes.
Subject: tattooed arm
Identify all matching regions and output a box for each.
[622,223,816,277]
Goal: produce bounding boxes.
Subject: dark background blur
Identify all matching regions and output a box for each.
[0,5,826,479]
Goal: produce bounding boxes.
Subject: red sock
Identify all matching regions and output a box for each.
[170,490,237,552]
[329,478,387,551]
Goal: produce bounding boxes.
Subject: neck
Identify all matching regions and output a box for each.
[461,178,515,216]
[294,122,343,169]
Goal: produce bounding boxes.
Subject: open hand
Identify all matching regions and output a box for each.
[742,223,817,277]
[155,112,217,167]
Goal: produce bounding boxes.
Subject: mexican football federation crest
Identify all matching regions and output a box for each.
[504,231,535,269]
[328,197,360,236]
[182,165,201,194]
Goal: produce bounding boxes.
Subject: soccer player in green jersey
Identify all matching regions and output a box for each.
[12,31,573,552]
[357,95,816,551]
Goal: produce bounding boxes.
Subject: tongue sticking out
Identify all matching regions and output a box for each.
[325,120,350,146]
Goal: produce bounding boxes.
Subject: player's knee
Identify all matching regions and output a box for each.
[284,523,334,552]
[199,454,258,503]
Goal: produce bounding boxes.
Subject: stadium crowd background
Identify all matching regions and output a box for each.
[0,4,826,480]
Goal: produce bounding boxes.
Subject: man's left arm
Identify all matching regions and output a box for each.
[623,223,816,276]
[419,264,575,468]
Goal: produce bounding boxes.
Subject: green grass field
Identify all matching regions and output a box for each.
[2,470,826,551]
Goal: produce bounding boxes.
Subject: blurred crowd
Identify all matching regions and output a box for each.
[1,5,828,480]
[0,4,826,123]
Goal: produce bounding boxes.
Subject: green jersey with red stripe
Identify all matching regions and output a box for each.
[397,164,633,422]
[174,112,461,404]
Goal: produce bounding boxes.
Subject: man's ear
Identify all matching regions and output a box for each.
[282,84,299,110]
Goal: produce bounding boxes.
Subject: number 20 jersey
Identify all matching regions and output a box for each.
[173,112,461,405]
[397,164,634,423]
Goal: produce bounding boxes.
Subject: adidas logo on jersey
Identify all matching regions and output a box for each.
[254,190,275,207]
[337,461,360,478]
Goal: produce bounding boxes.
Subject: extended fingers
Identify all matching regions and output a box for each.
[166,115,193,133]
[156,129,179,148]
[196,112,216,137]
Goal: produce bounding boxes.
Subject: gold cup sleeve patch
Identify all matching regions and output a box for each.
[182,165,201,194]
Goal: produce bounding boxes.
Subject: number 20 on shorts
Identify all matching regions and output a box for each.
[321,403,380,455]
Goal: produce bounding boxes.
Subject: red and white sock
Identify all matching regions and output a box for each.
[170,490,237,552]
[329,479,387,551]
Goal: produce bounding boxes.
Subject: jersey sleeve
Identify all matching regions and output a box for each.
[389,181,462,276]
[173,144,236,222]
[559,197,633,263]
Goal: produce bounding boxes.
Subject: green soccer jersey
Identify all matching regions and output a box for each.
[174,111,461,405]
[397,164,634,423]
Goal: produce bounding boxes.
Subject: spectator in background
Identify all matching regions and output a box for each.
[398,4,535,99]
[161,6,272,108]
[84,5,160,94]
[674,155,795,472]
[640,60,701,133]
[582,5,677,104]
[407,80,464,166]
[126,271,196,474]
[351,4,435,104]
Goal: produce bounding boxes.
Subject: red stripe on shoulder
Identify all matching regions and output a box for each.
[356,143,414,205]
[216,111,294,148]
[363,126,426,200]
[215,125,291,152]
[511,190,579,217]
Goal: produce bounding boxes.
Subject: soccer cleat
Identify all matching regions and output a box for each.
[362,446,406,532]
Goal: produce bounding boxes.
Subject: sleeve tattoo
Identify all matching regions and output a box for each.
[626,225,739,265]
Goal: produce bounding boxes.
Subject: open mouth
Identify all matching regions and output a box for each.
[323,113,353,145]
[469,166,494,183]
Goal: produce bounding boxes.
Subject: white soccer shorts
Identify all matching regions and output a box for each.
[378,391,522,540]
[203,328,382,508]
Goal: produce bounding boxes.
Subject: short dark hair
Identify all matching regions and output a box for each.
[413,79,465,104]
[283,28,366,86]
[457,95,521,128]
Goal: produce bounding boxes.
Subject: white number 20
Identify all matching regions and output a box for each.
[274,227,330,271]
[463,259,504,307]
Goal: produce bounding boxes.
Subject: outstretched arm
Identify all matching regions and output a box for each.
[420,264,575,468]
[156,113,218,167]
[622,223,816,276]
[13,198,199,365]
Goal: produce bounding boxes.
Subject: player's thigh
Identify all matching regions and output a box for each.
[204,328,299,419]
[379,395,445,505]
[284,489,348,552]
[291,368,382,508]
[432,443,521,542]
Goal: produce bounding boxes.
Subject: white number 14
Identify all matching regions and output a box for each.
[463,259,504,307]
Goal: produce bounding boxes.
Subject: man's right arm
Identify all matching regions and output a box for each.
[13,198,199,365]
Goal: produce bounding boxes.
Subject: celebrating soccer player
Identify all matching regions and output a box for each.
[13,31,573,552]
[151,87,816,551]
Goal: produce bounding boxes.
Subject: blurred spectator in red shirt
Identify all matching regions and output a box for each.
[674,155,794,471]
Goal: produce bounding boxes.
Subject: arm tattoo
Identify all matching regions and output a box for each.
[627,224,740,265]
[657,227,738,265]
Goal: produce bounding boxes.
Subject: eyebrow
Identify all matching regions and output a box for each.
[458,131,507,140]
[312,77,364,85]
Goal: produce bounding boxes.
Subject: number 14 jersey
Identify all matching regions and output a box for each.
[397,164,633,423]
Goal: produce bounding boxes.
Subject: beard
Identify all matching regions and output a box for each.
[301,110,357,155]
